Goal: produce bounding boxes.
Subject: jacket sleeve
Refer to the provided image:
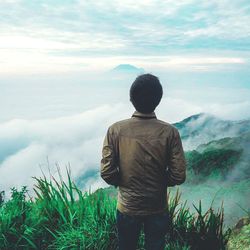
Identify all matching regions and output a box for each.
[166,128,186,187]
[100,127,120,186]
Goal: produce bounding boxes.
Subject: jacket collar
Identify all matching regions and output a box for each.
[132,111,157,119]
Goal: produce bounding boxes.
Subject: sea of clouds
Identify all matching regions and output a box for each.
[1,97,250,195]
[1,72,250,198]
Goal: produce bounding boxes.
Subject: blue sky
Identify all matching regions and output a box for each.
[0,0,250,76]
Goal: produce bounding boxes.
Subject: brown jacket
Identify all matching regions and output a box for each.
[101,111,186,215]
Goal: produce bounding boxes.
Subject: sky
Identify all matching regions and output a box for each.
[0,0,250,75]
[0,0,250,195]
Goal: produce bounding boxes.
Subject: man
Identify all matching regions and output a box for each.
[101,74,186,250]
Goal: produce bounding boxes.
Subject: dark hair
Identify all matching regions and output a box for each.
[130,74,163,113]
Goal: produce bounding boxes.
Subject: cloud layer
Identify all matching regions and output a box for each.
[1,97,250,195]
[0,0,250,74]
[0,104,128,193]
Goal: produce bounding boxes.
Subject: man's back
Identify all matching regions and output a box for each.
[101,110,186,215]
[100,74,186,250]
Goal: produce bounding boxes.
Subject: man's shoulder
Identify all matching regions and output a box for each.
[108,117,179,134]
[107,118,131,133]
[155,118,179,132]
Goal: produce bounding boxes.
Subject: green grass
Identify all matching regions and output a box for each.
[227,223,250,250]
[0,169,232,250]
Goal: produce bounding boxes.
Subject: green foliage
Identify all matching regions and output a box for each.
[227,224,250,250]
[0,186,35,249]
[0,171,232,250]
[185,148,242,182]
[0,191,4,207]
[166,190,231,250]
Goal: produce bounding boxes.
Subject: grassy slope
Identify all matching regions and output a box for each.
[227,218,250,250]
[0,172,231,250]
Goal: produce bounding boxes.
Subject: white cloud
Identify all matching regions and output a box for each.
[0,0,249,74]
[203,101,250,120]
[0,33,126,50]
[1,97,250,195]
[0,143,47,189]
[158,97,203,122]
[185,0,250,40]
[0,0,21,2]
[0,36,75,50]
[0,49,245,75]
[0,104,128,193]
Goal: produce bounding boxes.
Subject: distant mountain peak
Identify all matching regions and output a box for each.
[178,113,206,123]
[173,112,250,150]
[111,64,145,74]
[173,113,210,129]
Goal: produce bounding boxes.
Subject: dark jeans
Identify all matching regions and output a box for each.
[117,209,170,250]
